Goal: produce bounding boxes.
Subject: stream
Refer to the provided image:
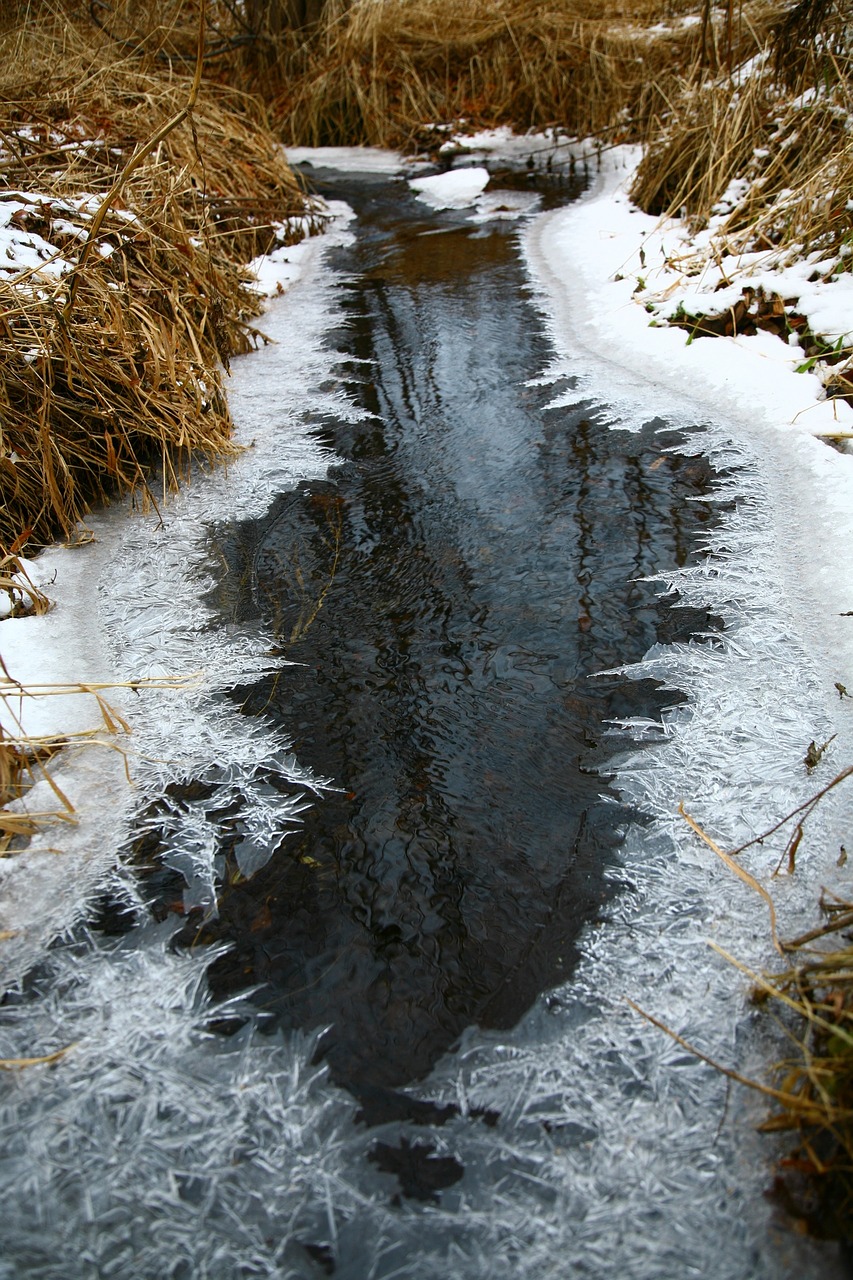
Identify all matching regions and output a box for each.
[0,160,845,1280]
[176,172,721,1106]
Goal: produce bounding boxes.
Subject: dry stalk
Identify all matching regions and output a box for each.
[641,773,853,1240]
[631,4,851,264]
[255,0,779,149]
[0,656,195,855]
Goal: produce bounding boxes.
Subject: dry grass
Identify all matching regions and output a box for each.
[631,1,852,255]
[0,654,194,856]
[629,2,851,391]
[750,898,853,1240]
[0,548,51,619]
[0,3,318,548]
[631,70,852,264]
[259,0,777,149]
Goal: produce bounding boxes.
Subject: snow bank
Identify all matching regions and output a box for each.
[525,148,853,683]
[528,148,853,442]
[247,200,353,296]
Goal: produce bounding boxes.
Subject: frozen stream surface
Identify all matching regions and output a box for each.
[0,159,850,1280]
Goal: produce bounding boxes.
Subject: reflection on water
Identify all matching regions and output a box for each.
[179,180,722,1100]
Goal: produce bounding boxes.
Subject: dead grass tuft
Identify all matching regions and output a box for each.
[245,0,776,150]
[0,653,194,856]
[752,897,853,1240]
[631,2,852,257]
[0,3,319,548]
[644,776,853,1245]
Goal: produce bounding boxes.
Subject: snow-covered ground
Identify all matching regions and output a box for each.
[525,143,853,771]
[1,142,851,1277]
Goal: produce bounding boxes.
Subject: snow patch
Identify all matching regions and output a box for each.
[286,145,407,174]
[410,166,491,209]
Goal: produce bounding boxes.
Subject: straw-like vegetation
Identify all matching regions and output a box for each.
[0,547,50,619]
[81,1,779,150]
[0,648,129,854]
[0,2,319,547]
[637,908,853,1239]
[629,0,852,393]
[731,767,853,1241]
[269,0,779,150]
[0,654,195,856]
[751,897,853,1240]
[632,3,852,249]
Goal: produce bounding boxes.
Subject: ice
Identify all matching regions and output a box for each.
[286,146,408,175]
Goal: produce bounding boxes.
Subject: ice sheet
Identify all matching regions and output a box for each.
[286,146,407,174]
[0,204,356,982]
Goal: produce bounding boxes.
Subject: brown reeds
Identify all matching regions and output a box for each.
[261,0,776,150]
[748,905,853,1240]
[631,1,852,254]
[0,547,50,618]
[629,1,851,390]
[0,653,194,856]
[0,3,318,548]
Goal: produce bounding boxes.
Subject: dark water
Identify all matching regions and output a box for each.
[174,173,721,1107]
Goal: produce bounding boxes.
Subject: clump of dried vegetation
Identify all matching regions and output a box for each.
[738,765,853,1244]
[630,0,852,393]
[632,0,851,253]
[270,0,779,150]
[0,0,317,548]
[755,892,853,1241]
[81,0,781,150]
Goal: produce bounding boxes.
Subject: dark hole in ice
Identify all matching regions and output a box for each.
[302,1242,336,1275]
[368,1136,465,1203]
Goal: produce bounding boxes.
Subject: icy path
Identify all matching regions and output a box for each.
[0,159,850,1279]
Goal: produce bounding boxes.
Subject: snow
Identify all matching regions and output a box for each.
[0,190,118,282]
[0,196,75,279]
[285,145,407,174]
[409,166,491,209]
[527,147,853,439]
[247,200,354,296]
[408,164,541,220]
[437,125,587,171]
